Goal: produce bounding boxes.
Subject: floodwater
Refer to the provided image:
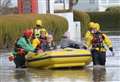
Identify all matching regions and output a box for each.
[0,36,120,82]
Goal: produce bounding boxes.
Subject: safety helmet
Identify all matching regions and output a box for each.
[40,29,46,32]
[23,29,33,37]
[94,23,100,31]
[36,19,42,26]
[88,22,95,29]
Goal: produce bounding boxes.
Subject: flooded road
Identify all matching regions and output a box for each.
[0,36,120,82]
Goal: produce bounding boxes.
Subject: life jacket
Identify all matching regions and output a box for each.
[92,32,105,50]
[33,28,41,38]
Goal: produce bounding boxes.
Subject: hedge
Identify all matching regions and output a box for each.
[73,10,90,37]
[106,6,120,13]
[0,14,68,49]
[88,12,120,31]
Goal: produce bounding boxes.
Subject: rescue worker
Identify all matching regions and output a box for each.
[85,22,114,66]
[32,37,41,49]
[32,36,41,52]
[84,22,95,42]
[12,29,35,68]
[32,29,47,52]
[32,19,48,38]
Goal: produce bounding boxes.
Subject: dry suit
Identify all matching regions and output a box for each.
[12,36,35,68]
[85,31,113,65]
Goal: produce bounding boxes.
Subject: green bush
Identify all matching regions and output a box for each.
[106,6,120,13]
[73,10,90,37]
[88,12,120,31]
[0,14,68,49]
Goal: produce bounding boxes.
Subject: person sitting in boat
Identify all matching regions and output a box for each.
[60,32,82,49]
[32,29,56,52]
[46,34,56,50]
[40,34,56,51]
[32,19,48,38]
[32,29,47,53]
[39,29,48,51]
[12,29,35,68]
[32,29,48,52]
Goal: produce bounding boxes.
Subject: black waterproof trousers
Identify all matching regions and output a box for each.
[91,50,106,65]
[14,55,26,68]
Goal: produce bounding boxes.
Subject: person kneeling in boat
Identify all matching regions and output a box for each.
[60,32,82,49]
[40,34,56,51]
[12,29,35,68]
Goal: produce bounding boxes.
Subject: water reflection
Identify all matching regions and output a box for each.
[14,69,31,82]
[92,67,106,82]
[28,68,93,82]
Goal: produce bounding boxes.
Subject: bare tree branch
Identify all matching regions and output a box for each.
[2,0,11,7]
[0,0,12,15]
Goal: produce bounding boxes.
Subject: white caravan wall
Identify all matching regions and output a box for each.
[55,12,81,42]
[49,0,54,13]
[38,0,47,14]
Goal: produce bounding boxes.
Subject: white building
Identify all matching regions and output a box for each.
[11,0,17,7]
[73,0,120,12]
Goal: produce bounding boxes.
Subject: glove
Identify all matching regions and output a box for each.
[82,45,87,49]
[109,47,113,52]
[8,54,15,61]
[18,48,25,56]
[109,47,115,56]
[37,49,44,53]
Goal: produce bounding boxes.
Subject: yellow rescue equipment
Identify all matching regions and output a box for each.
[26,48,92,69]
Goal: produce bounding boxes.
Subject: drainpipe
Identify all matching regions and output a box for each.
[63,0,65,10]
[47,0,50,13]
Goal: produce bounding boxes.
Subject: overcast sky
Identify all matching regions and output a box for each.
[11,0,17,7]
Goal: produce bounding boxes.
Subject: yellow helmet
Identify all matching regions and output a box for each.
[88,22,100,31]
[36,19,42,26]
[95,23,100,31]
[88,22,95,29]
[40,29,46,32]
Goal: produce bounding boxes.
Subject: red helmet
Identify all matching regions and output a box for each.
[23,29,33,37]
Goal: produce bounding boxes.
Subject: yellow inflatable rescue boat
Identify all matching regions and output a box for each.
[26,48,92,69]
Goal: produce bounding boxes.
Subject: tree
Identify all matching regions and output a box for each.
[69,0,78,10]
[106,6,120,13]
[0,0,12,15]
